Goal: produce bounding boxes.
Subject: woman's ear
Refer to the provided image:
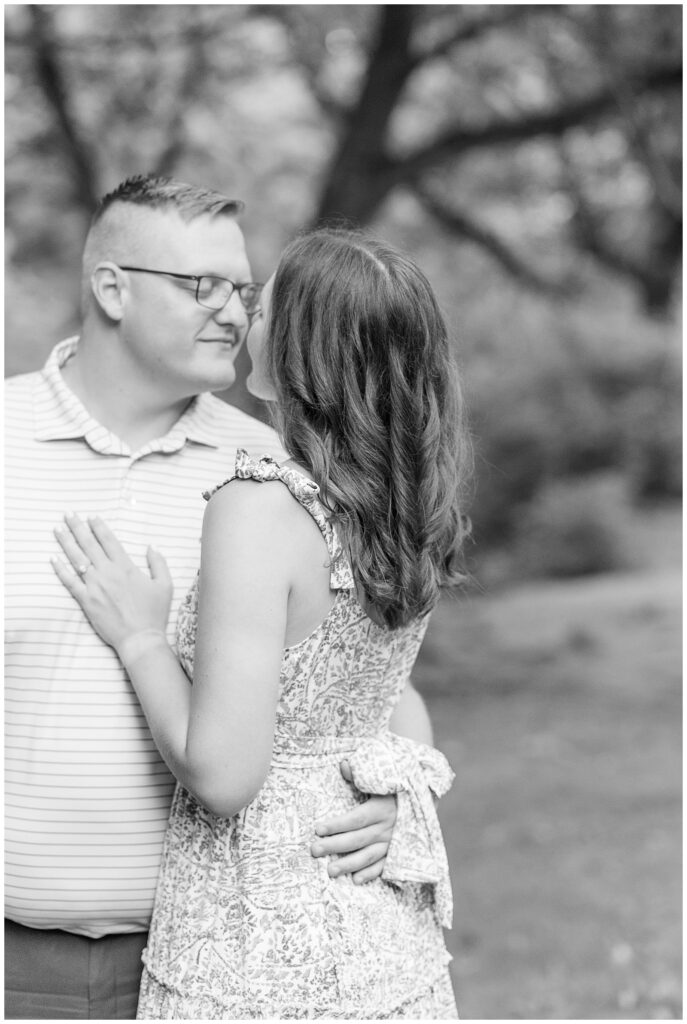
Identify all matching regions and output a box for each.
[90,262,126,322]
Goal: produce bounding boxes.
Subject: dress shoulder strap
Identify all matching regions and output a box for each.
[203,449,354,591]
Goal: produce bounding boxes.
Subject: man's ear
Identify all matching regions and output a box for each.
[90,262,126,321]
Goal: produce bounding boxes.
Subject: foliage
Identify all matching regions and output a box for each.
[460,273,681,557]
[510,471,638,578]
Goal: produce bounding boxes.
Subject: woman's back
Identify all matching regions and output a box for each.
[137,452,457,1019]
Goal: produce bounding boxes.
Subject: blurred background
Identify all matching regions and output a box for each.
[5,4,682,1018]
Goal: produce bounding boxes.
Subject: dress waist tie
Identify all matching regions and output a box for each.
[346,730,455,929]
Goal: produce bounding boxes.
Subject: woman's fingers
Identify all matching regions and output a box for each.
[54,522,93,576]
[66,513,109,562]
[57,516,160,578]
[51,520,172,650]
[56,513,110,572]
[87,516,130,563]
[147,546,173,587]
[51,555,87,598]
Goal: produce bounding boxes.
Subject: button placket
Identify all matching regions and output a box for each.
[119,457,139,511]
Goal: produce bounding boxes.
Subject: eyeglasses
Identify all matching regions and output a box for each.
[118,266,263,314]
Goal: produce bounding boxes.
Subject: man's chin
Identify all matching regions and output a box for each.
[189,366,236,396]
[177,347,244,397]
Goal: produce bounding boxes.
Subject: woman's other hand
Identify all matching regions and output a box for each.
[51,513,173,650]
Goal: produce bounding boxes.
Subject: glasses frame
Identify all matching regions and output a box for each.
[118,265,263,314]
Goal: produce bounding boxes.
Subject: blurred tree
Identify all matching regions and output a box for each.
[5,4,682,312]
[5,4,681,560]
[297,4,681,308]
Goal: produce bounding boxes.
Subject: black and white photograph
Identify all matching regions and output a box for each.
[4,4,682,1020]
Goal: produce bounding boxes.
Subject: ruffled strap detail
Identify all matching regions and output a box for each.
[346,731,455,928]
[203,449,354,590]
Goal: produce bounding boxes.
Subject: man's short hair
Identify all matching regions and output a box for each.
[81,175,245,314]
[91,174,244,227]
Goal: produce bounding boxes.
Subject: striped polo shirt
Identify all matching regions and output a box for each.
[5,337,285,938]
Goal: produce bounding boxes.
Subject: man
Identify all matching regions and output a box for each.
[5,175,435,1019]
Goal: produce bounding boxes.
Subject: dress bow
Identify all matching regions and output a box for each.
[347,731,455,928]
[234,448,283,482]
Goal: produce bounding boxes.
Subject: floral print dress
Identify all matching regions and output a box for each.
[136,451,458,1020]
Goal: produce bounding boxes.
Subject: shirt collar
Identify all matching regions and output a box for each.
[33,337,222,455]
[147,394,223,453]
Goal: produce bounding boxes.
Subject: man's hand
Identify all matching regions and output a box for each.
[310,761,397,884]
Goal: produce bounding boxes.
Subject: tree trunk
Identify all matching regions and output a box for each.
[313,6,419,225]
[29,5,100,215]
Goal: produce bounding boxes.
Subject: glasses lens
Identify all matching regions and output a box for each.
[196,277,232,310]
[238,283,263,313]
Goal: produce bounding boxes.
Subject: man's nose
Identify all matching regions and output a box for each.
[213,289,248,328]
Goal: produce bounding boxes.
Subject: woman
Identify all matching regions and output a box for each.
[52,229,470,1018]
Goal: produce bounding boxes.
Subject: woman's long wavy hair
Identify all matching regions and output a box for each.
[267,229,471,629]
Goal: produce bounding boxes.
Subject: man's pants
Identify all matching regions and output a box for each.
[4,919,147,1020]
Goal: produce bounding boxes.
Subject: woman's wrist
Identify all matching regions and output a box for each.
[117,629,170,671]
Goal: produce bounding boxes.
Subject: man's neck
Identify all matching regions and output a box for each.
[61,335,192,451]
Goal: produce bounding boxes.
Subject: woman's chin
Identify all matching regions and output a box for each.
[246,374,276,403]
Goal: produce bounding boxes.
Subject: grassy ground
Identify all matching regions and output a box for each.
[415,510,682,1019]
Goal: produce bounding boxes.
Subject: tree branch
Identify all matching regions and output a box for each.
[380,60,682,188]
[8,8,239,50]
[412,182,574,295]
[559,141,677,311]
[255,4,349,121]
[410,4,561,68]
[572,7,682,218]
